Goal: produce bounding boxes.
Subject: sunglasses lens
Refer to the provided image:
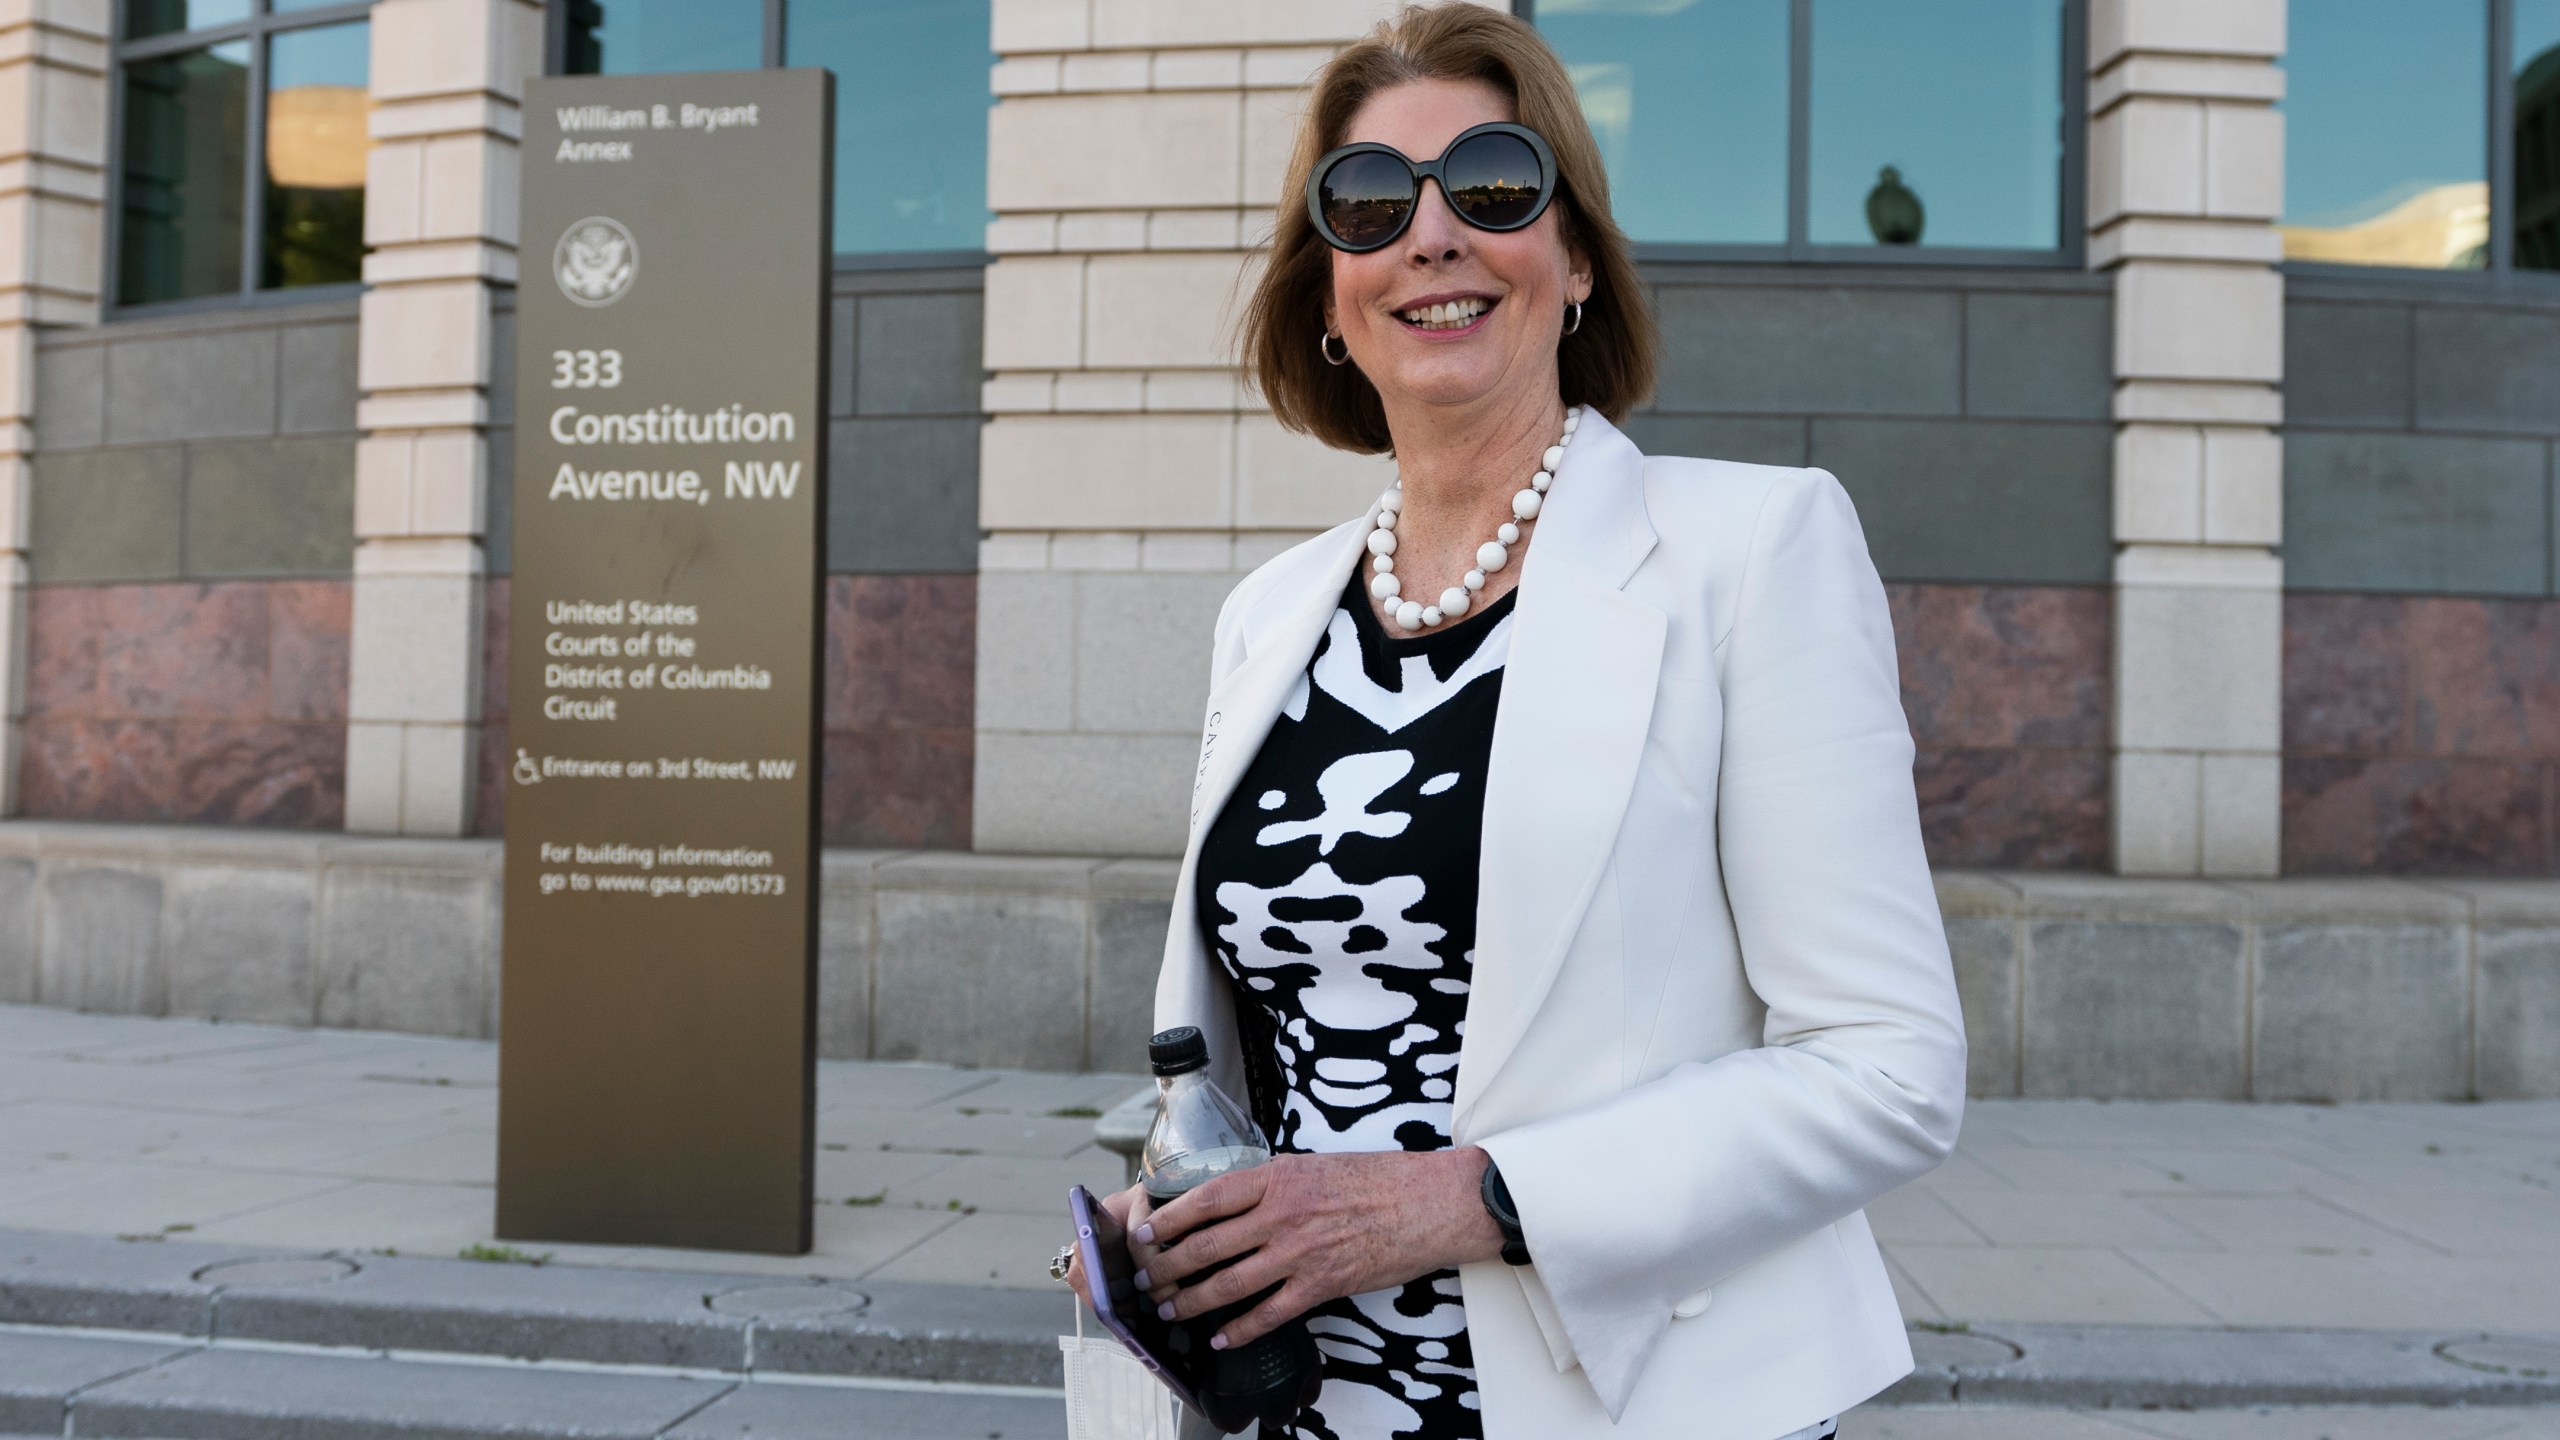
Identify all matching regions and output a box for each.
[1444,131,1546,229]
[1319,150,1416,248]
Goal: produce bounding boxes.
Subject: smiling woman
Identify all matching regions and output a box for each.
[1066,8,1968,1440]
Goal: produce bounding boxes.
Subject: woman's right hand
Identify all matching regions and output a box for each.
[1064,1183,1158,1310]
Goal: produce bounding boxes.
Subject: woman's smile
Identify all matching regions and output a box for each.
[1394,292,1499,335]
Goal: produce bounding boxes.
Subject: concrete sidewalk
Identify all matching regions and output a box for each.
[1,1002,2556,1331]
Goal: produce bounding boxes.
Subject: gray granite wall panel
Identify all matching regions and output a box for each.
[1653,285,1964,416]
[2411,305,2560,436]
[855,291,983,416]
[1961,291,2113,420]
[32,343,104,452]
[104,330,282,445]
[276,322,358,436]
[827,416,981,574]
[2476,928,2560,1099]
[1618,415,1808,468]
[181,438,359,578]
[2282,430,2549,595]
[1809,418,2113,584]
[2284,301,2413,429]
[29,448,185,583]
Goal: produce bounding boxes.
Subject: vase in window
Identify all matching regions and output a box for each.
[1866,165,1924,245]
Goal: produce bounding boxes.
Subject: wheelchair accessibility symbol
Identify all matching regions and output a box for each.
[513,749,542,786]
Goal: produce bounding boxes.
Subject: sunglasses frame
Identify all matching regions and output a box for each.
[1304,121,1562,254]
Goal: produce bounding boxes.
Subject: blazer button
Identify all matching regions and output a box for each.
[1672,1287,1713,1319]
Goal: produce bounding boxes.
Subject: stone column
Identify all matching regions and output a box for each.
[2088,0,2288,876]
[0,1,107,815]
[976,0,1446,856]
[345,0,541,834]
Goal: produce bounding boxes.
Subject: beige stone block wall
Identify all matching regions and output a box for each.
[972,2,1472,854]
[2090,0,2288,877]
[0,1,103,816]
[345,0,542,836]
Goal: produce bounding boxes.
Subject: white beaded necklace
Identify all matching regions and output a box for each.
[1367,405,1581,632]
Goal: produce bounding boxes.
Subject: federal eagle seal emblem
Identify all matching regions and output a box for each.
[553,216,636,307]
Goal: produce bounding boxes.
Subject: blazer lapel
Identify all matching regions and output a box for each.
[1185,515,1376,849]
[1456,413,1664,1133]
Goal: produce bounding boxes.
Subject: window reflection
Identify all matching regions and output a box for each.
[263,21,370,290]
[2281,0,2488,269]
[119,42,249,304]
[1536,0,1788,246]
[788,0,992,254]
[1807,0,2064,249]
[563,0,761,77]
[125,0,251,41]
[2519,0,2560,270]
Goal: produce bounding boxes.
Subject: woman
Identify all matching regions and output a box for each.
[1067,8,1966,1438]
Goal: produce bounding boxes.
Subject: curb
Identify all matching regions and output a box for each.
[8,1229,2560,1409]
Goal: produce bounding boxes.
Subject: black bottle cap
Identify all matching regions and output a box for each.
[1149,1026,1209,1076]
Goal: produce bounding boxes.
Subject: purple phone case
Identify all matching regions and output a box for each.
[1069,1184,1206,1412]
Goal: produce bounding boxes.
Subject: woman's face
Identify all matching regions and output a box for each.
[1327,78,1591,419]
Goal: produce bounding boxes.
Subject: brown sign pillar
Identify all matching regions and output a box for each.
[499,69,831,1254]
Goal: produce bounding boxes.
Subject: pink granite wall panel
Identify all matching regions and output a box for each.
[1888,583,2111,870]
[821,574,973,850]
[20,579,349,827]
[2285,594,2560,875]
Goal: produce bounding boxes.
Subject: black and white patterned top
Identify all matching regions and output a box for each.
[1194,570,1517,1440]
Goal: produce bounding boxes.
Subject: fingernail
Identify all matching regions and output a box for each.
[1210,1333,1229,1351]
[1134,1223,1154,1244]
[1132,1268,1151,1289]
[1156,1301,1176,1321]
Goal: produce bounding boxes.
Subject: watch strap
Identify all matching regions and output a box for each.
[1479,1159,1531,1266]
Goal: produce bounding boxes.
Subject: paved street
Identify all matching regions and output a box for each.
[2,1002,2554,1331]
[2,1003,2556,1438]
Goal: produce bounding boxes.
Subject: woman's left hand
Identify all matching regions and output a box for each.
[1134,1145,1508,1350]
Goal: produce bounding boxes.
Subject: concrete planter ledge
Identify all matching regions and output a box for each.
[0,820,2552,1098]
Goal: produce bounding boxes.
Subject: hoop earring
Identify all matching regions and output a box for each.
[1319,328,1350,366]
[1562,301,1584,336]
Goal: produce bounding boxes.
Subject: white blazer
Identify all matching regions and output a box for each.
[1153,410,1967,1440]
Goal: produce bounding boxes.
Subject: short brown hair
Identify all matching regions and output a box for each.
[1241,4,1657,455]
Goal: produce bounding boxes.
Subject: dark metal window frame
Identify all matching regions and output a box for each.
[2281,0,2560,290]
[541,0,985,269]
[107,0,375,313]
[1516,0,2088,268]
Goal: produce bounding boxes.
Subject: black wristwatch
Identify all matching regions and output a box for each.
[1479,1159,1531,1266]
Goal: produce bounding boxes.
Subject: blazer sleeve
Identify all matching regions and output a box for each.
[1474,465,1967,1416]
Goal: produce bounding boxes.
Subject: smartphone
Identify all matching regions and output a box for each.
[1069,1183,1207,1413]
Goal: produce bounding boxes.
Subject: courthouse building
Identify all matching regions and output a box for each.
[0,0,2555,1098]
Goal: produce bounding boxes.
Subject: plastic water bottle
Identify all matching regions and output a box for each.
[1140,1026,1323,1434]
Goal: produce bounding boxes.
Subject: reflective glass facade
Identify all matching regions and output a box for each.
[562,0,992,257]
[118,42,250,303]
[2281,0,2488,269]
[115,5,372,306]
[2520,0,2560,269]
[1538,0,2068,254]
[1536,0,1788,246]
[1807,0,2064,250]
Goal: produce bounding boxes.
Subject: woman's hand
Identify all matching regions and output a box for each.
[1062,1183,1159,1310]
[1132,1147,1506,1350]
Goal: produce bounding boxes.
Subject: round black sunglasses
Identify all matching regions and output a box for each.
[1304,122,1560,253]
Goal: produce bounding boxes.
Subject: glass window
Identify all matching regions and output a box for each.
[1807,0,2064,249]
[1535,0,1788,246]
[2281,0,2489,269]
[126,0,251,41]
[561,0,992,258]
[788,1,992,254]
[2519,0,2560,270]
[1536,0,2072,257]
[118,42,250,304]
[263,21,370,289]
[562,0,761,76]
[115,7,373,306]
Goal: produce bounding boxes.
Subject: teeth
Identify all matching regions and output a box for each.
[1399,297,1489,329]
